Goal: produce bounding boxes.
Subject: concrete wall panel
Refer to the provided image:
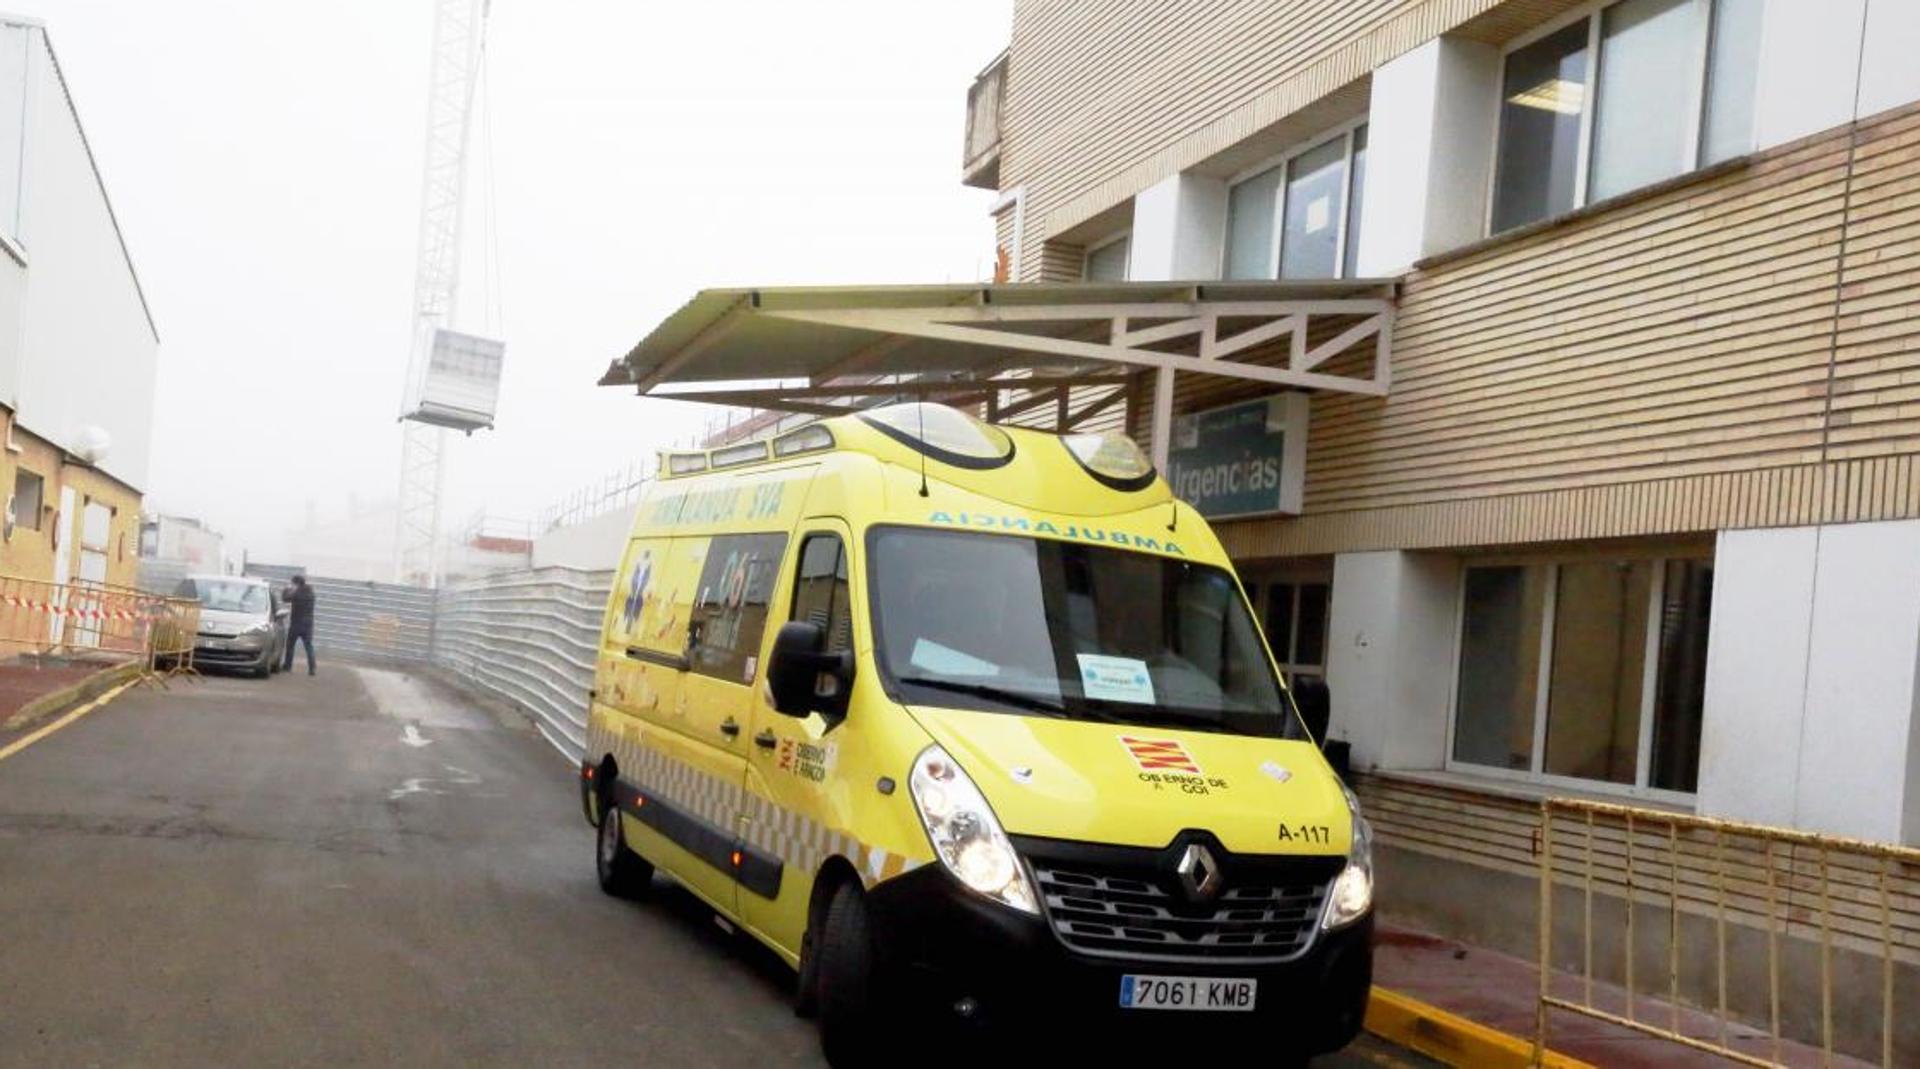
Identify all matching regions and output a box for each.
[1753,0,1866,150]
[1328,549,1457,771]
[1800,521,1920,842]
[1699,526,1816,827]
[1128,172,1226,281]
[1703,522,1920,843]
[1859,0,1920,119]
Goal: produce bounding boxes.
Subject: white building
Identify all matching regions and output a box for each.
[0,14,158,591]
[138,514,223,570]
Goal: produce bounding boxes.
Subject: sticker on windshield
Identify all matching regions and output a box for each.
[1077,654,1154,704]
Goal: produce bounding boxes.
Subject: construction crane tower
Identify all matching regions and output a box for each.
[394,0,503,585]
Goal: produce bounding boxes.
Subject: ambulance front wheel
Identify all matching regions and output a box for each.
[595,807,653,898]
[817,880,894,1067]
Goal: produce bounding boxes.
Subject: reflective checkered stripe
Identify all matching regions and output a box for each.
[739,792,924,887]
[597,720,738,832]
[588,715,924,890]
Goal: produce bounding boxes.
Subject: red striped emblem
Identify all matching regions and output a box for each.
[1120,736,1201,775]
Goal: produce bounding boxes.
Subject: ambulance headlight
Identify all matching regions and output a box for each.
[909,745,1037,914]
[1323,782,1374,930]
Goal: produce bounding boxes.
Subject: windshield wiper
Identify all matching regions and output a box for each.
[895,676,1068,716]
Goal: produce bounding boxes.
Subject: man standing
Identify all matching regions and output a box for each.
[282,575,317,676]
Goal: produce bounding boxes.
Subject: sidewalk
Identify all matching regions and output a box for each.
[1373,925,1876,1069]
[0,652,139,729]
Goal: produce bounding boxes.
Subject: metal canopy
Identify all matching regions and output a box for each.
[601,279,1396,466]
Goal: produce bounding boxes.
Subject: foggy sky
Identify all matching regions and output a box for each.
[26,0,1011,560]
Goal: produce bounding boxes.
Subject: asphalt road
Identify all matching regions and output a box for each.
[0,666,1440,1068]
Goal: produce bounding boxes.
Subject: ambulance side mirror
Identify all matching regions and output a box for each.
[1293,677,1331,748]
[768,621,854,722]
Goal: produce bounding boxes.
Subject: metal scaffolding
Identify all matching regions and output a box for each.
[394,0,490,585]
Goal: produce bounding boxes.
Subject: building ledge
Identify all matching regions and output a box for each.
[1355,766,1696,816]
[1411,153,1756,274]
[962,147,1000,191]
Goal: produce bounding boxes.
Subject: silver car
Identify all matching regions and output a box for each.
[174,575,289,678]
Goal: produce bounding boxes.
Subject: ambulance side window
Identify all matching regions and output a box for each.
[687,532,787,684]
[790,534,851,653]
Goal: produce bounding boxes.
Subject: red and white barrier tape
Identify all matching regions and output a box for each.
[0,593,161,622]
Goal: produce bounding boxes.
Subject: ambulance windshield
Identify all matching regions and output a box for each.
[868,527,1304,739]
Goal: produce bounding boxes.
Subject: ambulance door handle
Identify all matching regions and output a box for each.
[719,718,741,739]
[753,730,777,750]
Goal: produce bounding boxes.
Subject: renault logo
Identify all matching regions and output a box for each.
[1175,843,1223,902]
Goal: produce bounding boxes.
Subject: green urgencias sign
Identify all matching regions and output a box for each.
[1165,394,1309,520]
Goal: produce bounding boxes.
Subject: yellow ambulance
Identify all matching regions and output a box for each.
[580,403,1372,1064]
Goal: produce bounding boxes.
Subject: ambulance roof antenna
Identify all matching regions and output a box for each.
[916,397,930,497]
[1167,496,1178,533]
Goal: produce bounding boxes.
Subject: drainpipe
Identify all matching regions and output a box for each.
[988,185,1026,283]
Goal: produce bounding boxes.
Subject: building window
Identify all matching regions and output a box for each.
[1082,233,1130,281]
[1343,125,1368,279]
[12,468,42,531]
[1491,0,1763,234]
[1698,0,1763,169]
[1450,556,1712,795]
[1260,579,1330,685]
[1224,122,1368,281]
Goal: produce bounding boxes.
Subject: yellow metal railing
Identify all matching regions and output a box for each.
[0,574,200,684]
[1534,797,1920,1068]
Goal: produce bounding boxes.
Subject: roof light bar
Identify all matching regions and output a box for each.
[1063,432,1156,491]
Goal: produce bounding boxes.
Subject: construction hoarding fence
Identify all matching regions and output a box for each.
[244,565,435,663]
[431,566,608,759]
[1536,797,1920,1067]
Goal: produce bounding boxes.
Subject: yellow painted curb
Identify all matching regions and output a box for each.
[1366,987,1595,1069]
[0,680,136,765]
[2,659,142,731]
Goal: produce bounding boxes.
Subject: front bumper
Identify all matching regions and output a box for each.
[865,862,1373,1052]
[192,637,271,667]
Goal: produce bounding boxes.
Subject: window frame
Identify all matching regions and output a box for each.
[1221,115,1370,281]
[1486,0,1734,235]
[684,531,789,685]
[12,467,42,531]
[787,530,852,654]
[1250,575,1331,686]
[1442,552,1709,805]
[1080,229,1132,282]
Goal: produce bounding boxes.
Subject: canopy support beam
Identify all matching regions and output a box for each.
[757,298,1391,463]
[608,283,1395,453]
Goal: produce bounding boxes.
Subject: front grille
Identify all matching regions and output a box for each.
[1019,836,1340,964]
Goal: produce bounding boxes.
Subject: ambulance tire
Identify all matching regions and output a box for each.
[595,804,653,898]
[816,881,891,1067]
[794,929,821,1018]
